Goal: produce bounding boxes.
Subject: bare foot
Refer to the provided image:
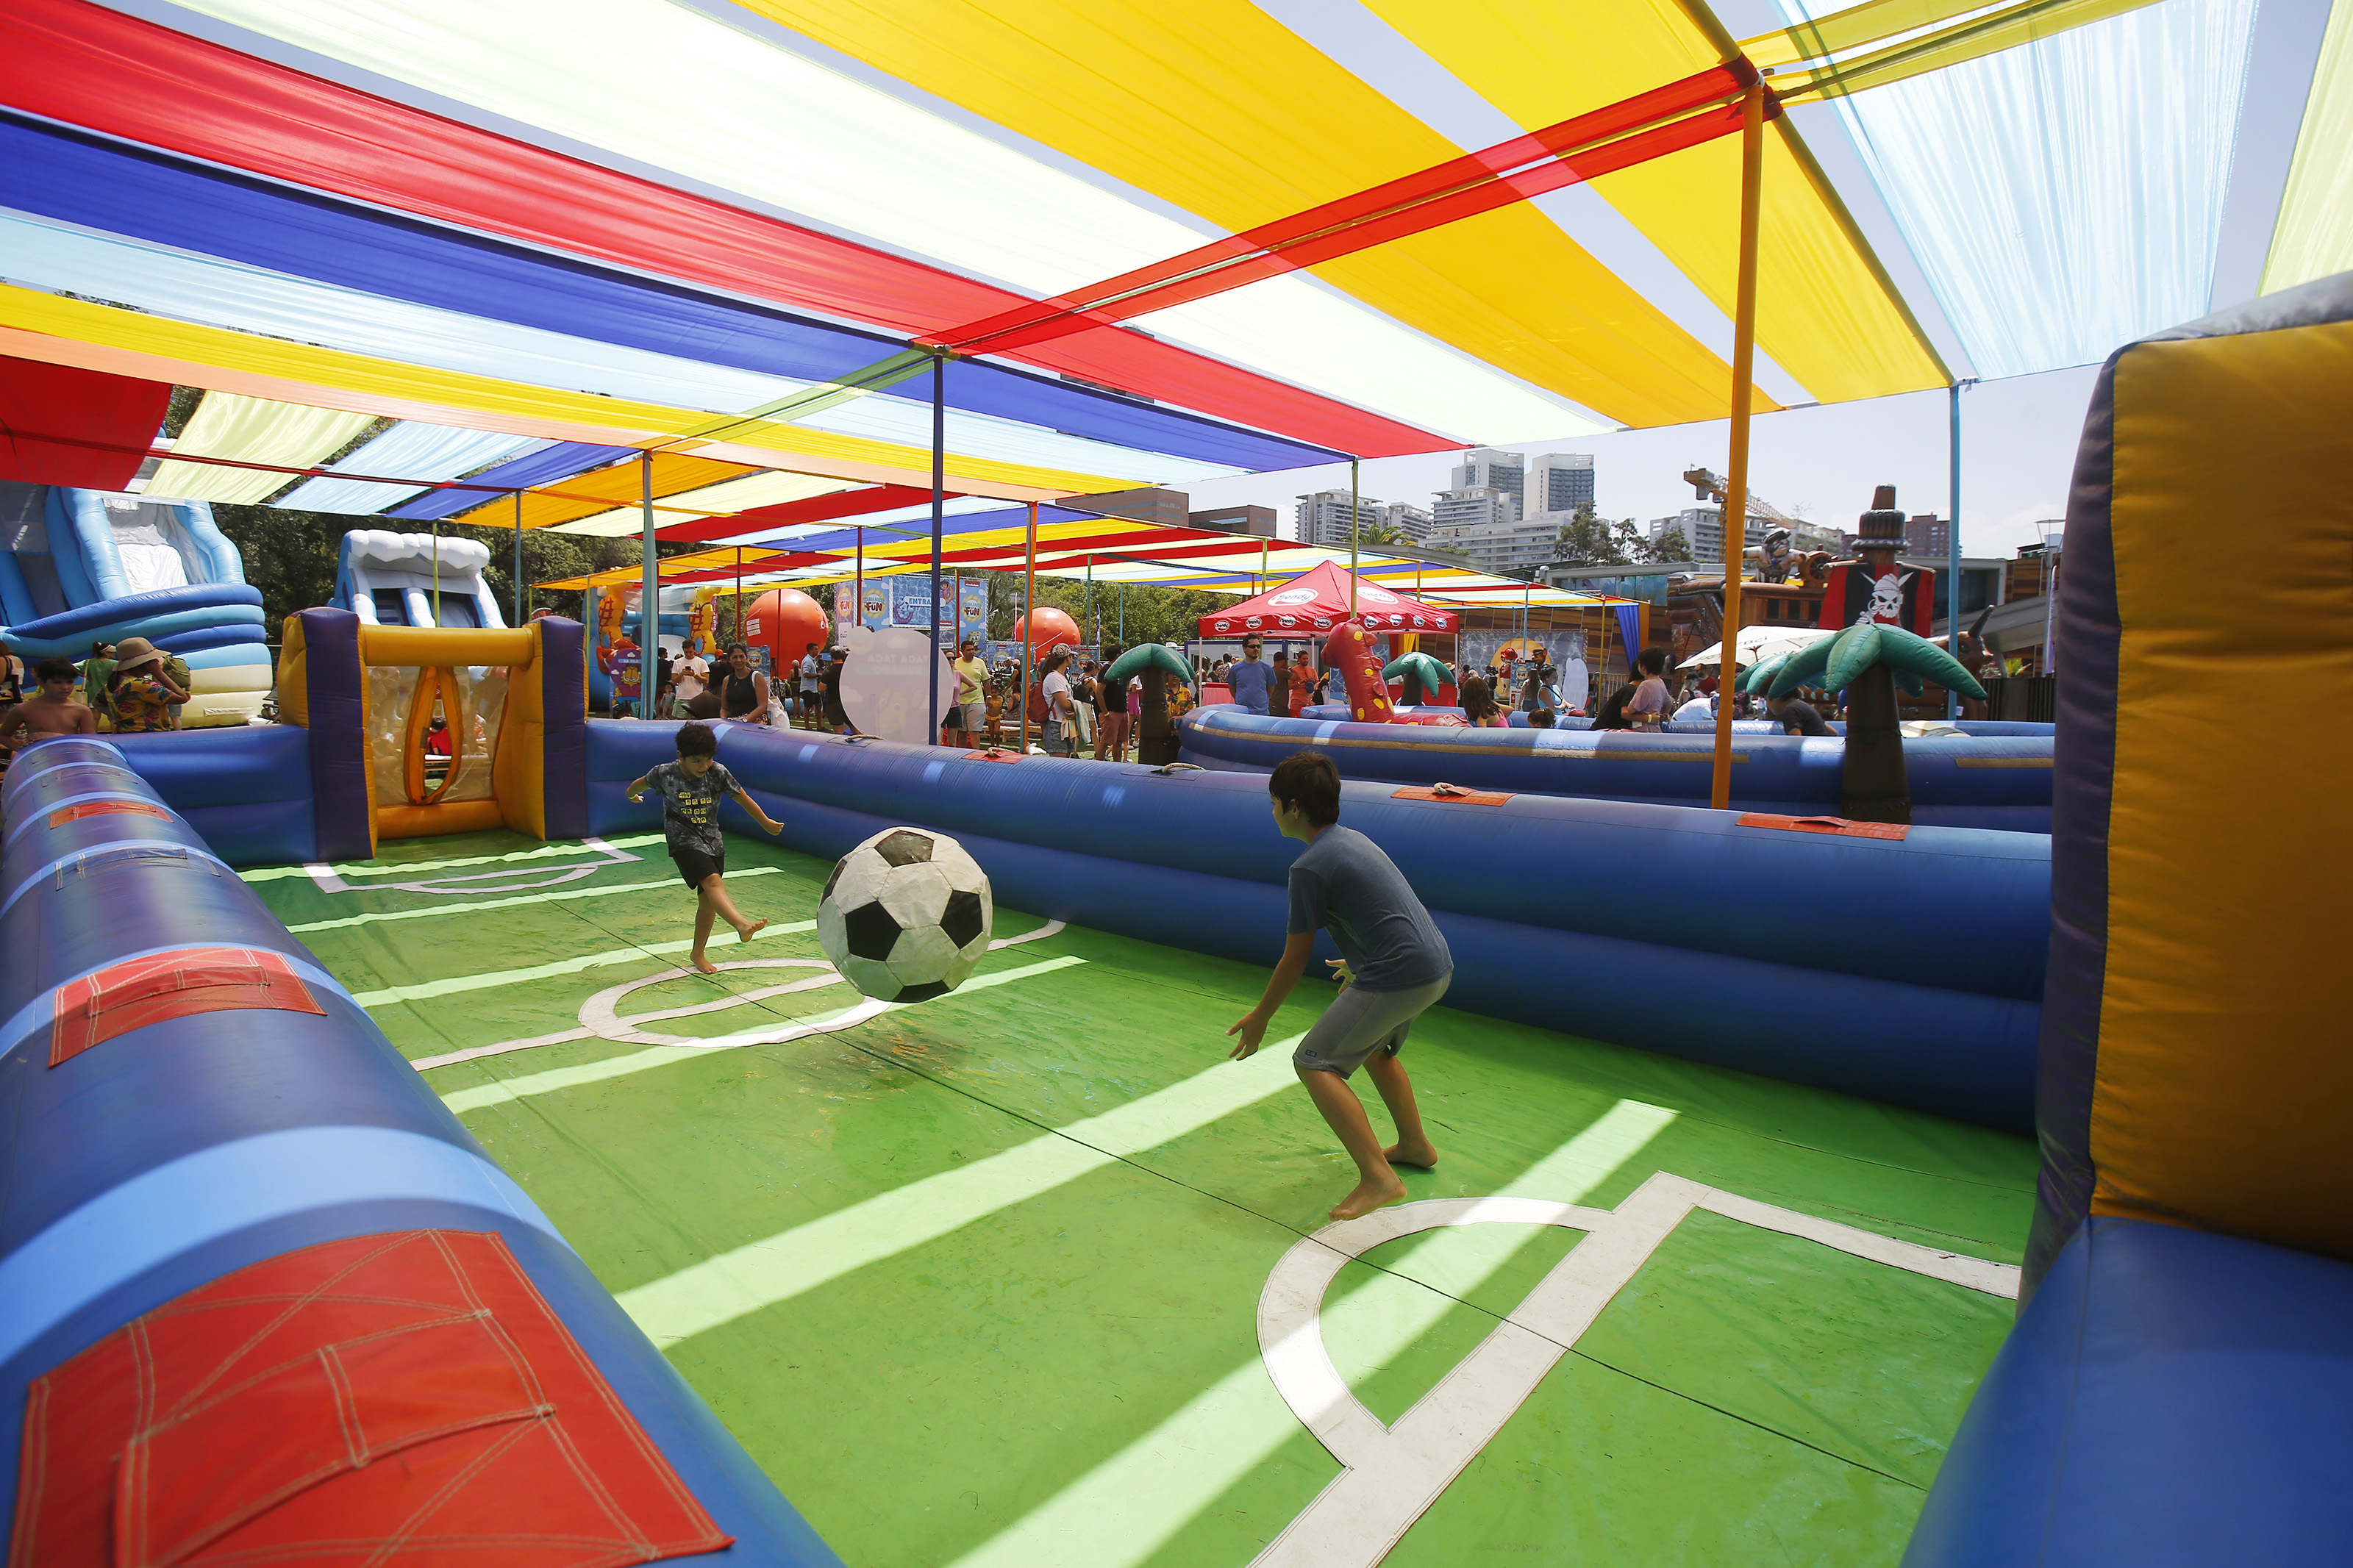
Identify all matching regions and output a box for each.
[690,952,719,975]
[1328,1173,1408,1222]
[1384,1141,1440,1170]
[735,917,768,943]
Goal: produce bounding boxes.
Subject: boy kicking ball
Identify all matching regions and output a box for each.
[1228,751,1452,1220]
[625,723,785,974]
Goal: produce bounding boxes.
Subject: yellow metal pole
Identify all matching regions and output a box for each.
[1021,501,1038,753]
[1711,82,1767,812]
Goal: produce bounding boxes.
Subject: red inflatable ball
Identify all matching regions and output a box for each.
[1322,620,1396,724]
[740,587,829,671]
[1013,606,1081,654]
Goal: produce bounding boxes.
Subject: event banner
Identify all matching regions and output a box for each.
[837,576,988,640]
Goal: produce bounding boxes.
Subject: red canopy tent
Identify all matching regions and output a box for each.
[1196,559,1459,639]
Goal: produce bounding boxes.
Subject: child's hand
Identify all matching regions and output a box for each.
[761,816,783,837]
[1328,960,1354,990]
[1227,1011,1268,1059]
[625,787,644,803]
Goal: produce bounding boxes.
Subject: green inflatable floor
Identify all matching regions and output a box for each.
[248,828,2035,1567]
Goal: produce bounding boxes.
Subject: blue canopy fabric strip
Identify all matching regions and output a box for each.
[385,441,633,520]
[274,422,546,514]
[0,113,1346,476]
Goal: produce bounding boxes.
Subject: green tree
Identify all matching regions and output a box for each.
[1553,503,1632,568]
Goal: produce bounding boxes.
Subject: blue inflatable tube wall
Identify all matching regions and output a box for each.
[1181,707,2053,832]
[587,721,2043,1131]
[0,738,844,1567]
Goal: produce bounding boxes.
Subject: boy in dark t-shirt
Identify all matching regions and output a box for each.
[624,722,785,973]
[1227,751,1452,1220]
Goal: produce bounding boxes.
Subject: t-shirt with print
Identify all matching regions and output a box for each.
[110,672,176,733]
[1286,825,1452,992]
[643,759,739,856]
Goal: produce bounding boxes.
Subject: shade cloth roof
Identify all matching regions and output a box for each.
[1,0,2335,553]
[1195,562,1459,637]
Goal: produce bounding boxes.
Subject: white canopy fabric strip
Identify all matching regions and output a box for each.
[2261,0,2353,295]
[149,391,376,505]
[0,213,1246,487]
[172,0,1601,441]
[1782,0,2258,379]
[275,421,544,514]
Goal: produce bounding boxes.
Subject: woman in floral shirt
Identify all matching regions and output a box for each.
[105,638,186,734]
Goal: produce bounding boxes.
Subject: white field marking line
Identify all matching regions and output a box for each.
[350,921,817,1008]
[618,1028,1311,1347]
[1250,1177,2021,1568]
[286,865,783,934]
[240,834,664,884]
[438,955,1084,1117]
[409,922,1068,1070]
[941,1100,1680,1568]
[301,835,641,897]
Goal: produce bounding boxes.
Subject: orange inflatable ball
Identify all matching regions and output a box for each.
[742,587,829,670]
[1013,606,1081,654]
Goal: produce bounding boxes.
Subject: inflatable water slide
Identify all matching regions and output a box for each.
[0,483,272,725]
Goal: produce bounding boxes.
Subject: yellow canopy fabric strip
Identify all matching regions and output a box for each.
[0,287,1121,500]
[735,0,1765,429]
[2261,0,2353,295]
[1743,0,2002,68]
[148,391,375,504]
[1361,0,1949,405]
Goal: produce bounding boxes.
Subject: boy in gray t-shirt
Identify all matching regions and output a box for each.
[1228,751,1452,1221]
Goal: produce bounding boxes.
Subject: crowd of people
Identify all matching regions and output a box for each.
[0,637,195,769]
[598,623,1859,749]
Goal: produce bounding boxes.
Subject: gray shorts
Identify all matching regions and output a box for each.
[1293,972,1452,1078]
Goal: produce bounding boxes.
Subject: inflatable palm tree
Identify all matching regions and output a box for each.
[1382,651,1451,707]
[1744,624,1986,823]
[1107,642,1193,765]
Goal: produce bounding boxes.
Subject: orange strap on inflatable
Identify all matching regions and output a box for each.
[401,665,468,807]
[1736,812,1908,840]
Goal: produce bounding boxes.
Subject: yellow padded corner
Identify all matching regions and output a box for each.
[2088,318,2353,1257]
[276,614,310,728]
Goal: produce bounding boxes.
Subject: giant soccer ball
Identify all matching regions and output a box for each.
[817,826,993,1002]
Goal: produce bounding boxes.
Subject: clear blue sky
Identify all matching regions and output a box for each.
[1183,0,2332,560]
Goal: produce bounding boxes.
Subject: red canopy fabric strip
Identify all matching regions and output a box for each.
[651,484,938,543]
[0,356,173,489]
[937,64,1749,356]
[946,97,1761,357]
[2,0,1446,459]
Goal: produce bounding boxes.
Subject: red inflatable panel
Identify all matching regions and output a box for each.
[1737,812,1909,842]
[46,801,174,830]
[11,1230,732,1568]
[48,948,325,1068]
[1391,785,1513,806]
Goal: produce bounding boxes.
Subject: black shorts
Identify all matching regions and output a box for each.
[671,844,725,889]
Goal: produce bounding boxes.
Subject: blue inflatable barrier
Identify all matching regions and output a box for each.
[1182,706,2053,832]
[1903,1218,2353,1567]
[4,602,267,662]
[587,720,2043,1130]
[0,737,844,1568]
[107,727,318,866]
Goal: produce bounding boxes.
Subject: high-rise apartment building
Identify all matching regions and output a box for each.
[1449,448,1526,508]
[1649,506,1777,563]
[1293,492,1435,545]
[1429,486,1554,575]
[1525,452,1596,517]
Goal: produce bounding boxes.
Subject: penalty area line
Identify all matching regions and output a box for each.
[436,954,1086,1115]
